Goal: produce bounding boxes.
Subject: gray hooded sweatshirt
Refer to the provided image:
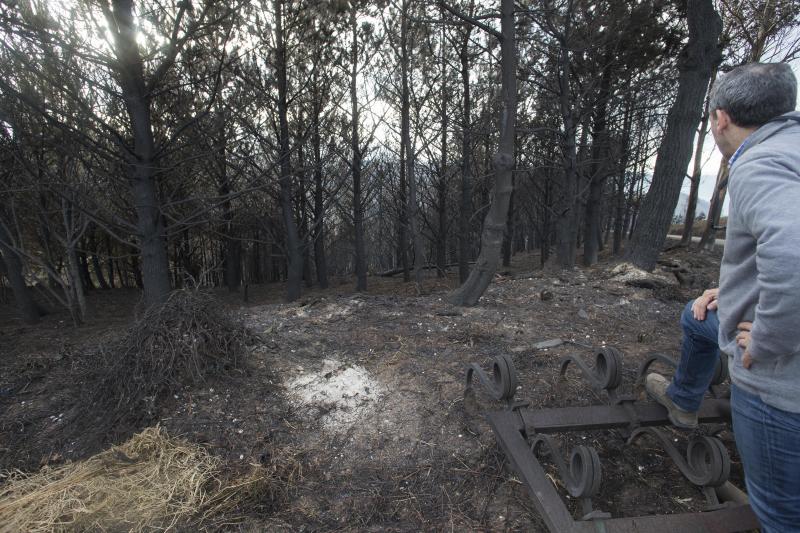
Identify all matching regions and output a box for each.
[718,111,800,413]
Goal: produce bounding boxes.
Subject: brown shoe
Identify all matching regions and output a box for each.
[645,373,698,429]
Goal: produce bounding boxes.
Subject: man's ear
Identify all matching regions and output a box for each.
[714,109,731,131]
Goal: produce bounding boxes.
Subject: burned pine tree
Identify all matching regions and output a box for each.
[446,0,517,306]
[626,0,722,271]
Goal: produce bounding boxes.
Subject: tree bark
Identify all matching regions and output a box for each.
[105,235,116,288]
[78,246,94,292]
[214,108,241,292]
[62,199,86,323]
[699,161,728,250]
[401,0,425,285]
[436,19,449,278]
[626,0,722,271]
[91,252,110,290]
[0,221,40,323]
[311,69,329,289]
[36,193,59,289]
[351,6,367,292]
[502,183,515,268]
[275,0,303,301]
[106,0,172,308]
[554,19,579,269]
[448,0,516,306]
[681,68,717,245]
[458,24,474,284]
[613,100,634,256]
[297,126,313,288]
[398,137,410,282]
[89,232,110,290]
[582,55,614,266]
[66,241,86,323]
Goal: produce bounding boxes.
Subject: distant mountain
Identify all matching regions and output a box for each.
[673,193,709,223]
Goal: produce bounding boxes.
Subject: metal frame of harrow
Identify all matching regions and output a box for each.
[465,348,759,533]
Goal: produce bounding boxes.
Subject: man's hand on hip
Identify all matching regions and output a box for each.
[737,321,753,369]
[692,288,720,321]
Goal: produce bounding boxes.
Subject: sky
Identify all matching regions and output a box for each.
[679,60,800,216]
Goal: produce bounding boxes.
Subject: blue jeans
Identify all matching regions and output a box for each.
[667,300,720,412]
[732,384,800,532]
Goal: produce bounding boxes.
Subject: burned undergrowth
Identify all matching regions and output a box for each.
[79,289,252,431]
[0,289,260,471]
[1,249,730,531]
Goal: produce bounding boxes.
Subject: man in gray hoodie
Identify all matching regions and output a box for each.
[646,62,799,532]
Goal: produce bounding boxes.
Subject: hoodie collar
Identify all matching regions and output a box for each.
[719,111,800,190]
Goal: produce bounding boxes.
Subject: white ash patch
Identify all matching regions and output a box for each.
[285,359,385,431]
[609,262,676,288]
[315,301,365,321]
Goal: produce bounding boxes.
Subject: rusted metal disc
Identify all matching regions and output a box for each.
[566,445,602,498]
[491,354,518,401]
[595,347,622,391]
[687,436,730,487]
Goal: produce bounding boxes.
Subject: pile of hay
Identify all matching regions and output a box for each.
[86,289,251,427]
[0,427,297,532]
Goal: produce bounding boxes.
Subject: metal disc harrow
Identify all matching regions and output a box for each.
[465,347,759,533]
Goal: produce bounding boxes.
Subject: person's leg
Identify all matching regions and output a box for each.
[666,300,721,412]
[731,384,800,533]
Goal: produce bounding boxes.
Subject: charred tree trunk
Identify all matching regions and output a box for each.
[398,140,410,282]
[623,121,646,240]
[502,183,515,268]
[91,252,110,290]
[449,0,516,306]
[66,241,86,322]
[130,251,144,289]
[627,169,646,240]
[435,171,448,277]
[458,24,474,284]
[436,21,449,278]
[311,70,329,289]
[554,20,579,269]
[105,236,116,288]
[0,220,40,323]
[613,101,634,256]
[79,245,94,292]
[106,0,172,307]
[62,199,86,323]
[275,0,303,301]
[582,56,614,266]
[700,161,728,250]
[682,68,717,245]
[36,193,59,289]
[626,0,722,270]
[215,109,240,292]
[401,0,425,285]
[540,175,553,266]
[297,129,313,288]
[89,232,110,290]
[350,6,367,292]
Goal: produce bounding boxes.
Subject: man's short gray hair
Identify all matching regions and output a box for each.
[709,63,797,127]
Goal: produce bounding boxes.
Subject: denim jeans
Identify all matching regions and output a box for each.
[667,300,720,412]
[732,384,800,532]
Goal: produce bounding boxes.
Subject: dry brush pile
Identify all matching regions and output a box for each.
[80,289,253,431]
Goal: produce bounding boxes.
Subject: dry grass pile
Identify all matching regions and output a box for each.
[0,426,300,532]
[86,289,251,426]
